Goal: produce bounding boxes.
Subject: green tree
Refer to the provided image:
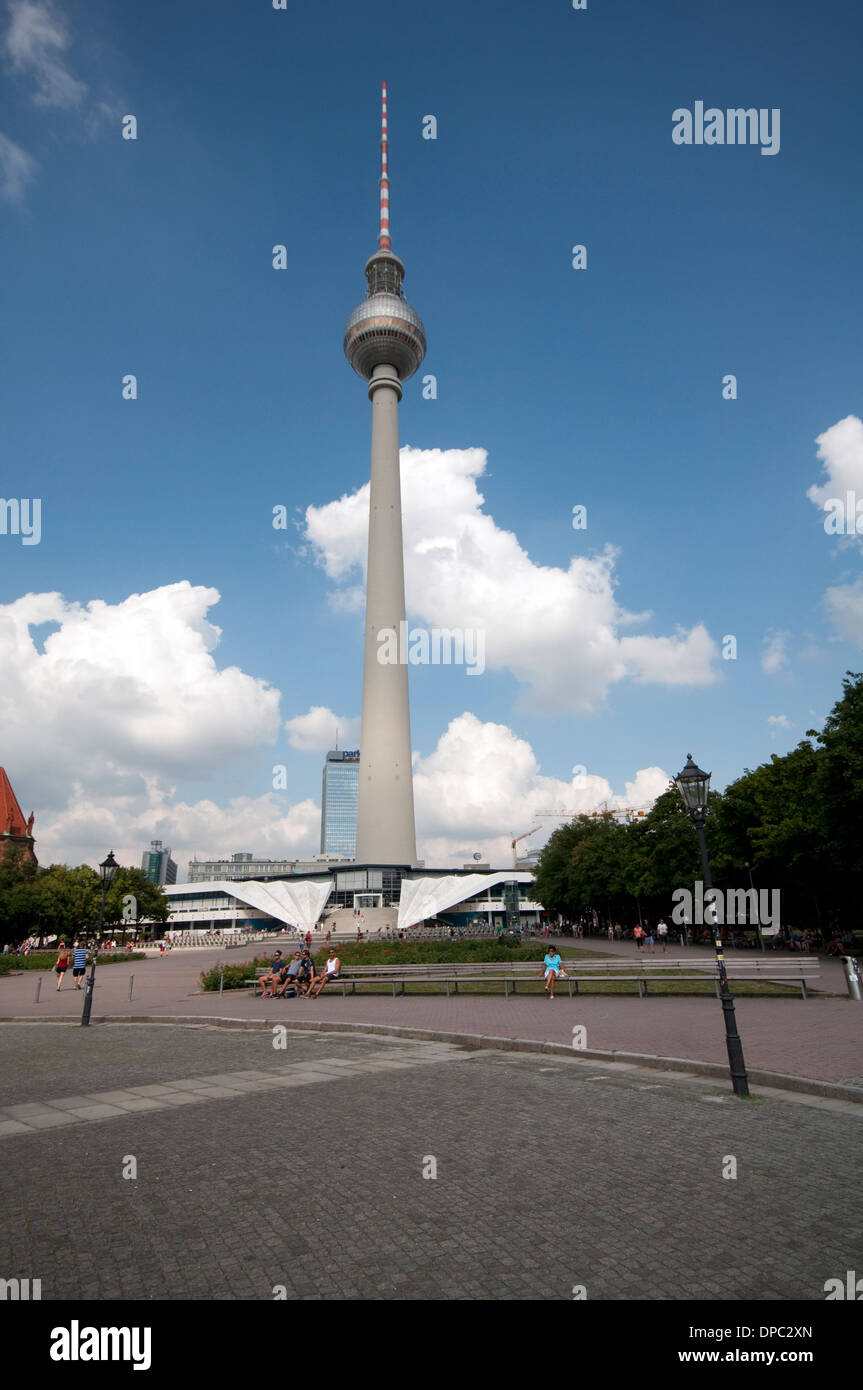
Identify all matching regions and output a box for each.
[104,867,169,938]
[809,671,863,907]
[0,846,40,945]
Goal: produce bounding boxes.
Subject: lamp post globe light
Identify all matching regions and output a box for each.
[674,756,750,1098]
[81,851,119,1028]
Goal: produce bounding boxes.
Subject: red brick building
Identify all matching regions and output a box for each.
[0,768,37,866]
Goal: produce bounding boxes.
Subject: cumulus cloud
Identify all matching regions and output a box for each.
[806,414,863,544]
[824,579,863,646]
[284,706,361,752]
[304,447,718,714]
[5,0,86,109]
[413,711,670,866]
[0,583,283,858]
[0,129,37,201]
[37,786,322,878]
[767,714,792,733]
[762,630,790,675]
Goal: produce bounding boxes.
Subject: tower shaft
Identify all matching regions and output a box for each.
[345,84,425,866]
[355,363,416,864]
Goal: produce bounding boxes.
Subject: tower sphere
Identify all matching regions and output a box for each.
[344,250,426,382]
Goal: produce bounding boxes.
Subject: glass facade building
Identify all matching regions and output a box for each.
[141,839,177,886]
[320,750,359,858]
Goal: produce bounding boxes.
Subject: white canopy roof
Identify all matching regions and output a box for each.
[398,872,534,931]
[165,879,333,934]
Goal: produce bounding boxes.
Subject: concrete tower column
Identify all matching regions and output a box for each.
[355,363,416,864]
[344,83,426,867]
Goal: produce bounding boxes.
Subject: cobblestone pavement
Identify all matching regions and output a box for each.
[1,947,861,1084]
[0,1024,860,1301]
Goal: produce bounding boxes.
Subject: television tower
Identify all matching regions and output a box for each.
[344,83,425,865]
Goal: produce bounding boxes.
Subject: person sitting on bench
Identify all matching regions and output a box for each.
[309,949,341,997]
[296,950,316,996]
[542,948,568,999]
[274,952,303,997]
[259,951,286,998]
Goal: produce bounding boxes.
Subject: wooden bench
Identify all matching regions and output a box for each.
[250,966,303,997]
[312,956,820,1000]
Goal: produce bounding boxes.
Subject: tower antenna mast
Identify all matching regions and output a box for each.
[379,81,390,250]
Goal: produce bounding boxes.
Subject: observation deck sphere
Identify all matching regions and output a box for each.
[344,294,426,381]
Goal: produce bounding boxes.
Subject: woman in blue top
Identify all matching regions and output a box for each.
[543,948,567,999]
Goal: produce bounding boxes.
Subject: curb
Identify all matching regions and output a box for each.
[3,1012,861,1106]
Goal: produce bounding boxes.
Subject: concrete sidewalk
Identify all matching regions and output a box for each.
[2,945,861,1086]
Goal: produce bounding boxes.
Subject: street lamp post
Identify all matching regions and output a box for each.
[81,851,119,1028]
[675,756,750,1098]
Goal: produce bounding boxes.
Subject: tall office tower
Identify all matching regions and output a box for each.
[344,83,425,865]
[320,749,360,858]
[141,839,177,887]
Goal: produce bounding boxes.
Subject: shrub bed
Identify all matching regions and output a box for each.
[200,955,273,992]
[309,940,604,967]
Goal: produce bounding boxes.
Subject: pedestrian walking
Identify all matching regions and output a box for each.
[656,918,668,953]
[633,924,645,951]
[644,921,655,955]
[55,940,70,990]
[71,940,88,989]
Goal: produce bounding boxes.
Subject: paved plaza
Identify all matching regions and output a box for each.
[0,1022,861,1301]
[2,942,861,1086]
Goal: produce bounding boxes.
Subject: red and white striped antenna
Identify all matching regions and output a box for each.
[379,81,390,250]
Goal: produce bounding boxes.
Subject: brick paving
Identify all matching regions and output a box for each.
[0,1024,860,1301]
[2,945,861,1084]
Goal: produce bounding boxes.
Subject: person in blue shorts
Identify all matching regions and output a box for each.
[71,940,89,989]
[542,948,568,999]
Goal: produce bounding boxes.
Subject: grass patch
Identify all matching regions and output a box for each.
[0,951,146,976]
[321,979,802,998]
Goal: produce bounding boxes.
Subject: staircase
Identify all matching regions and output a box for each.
[321,906,397,940]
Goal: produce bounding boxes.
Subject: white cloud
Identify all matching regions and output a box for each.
[0,583,282,843]
[824,579,863,646]
[36,787,323,877]
[284,706,361,752]
[304,447,718,715]
[0,129,36,201]
[761,630,790,675]
[767,714,792,730]
[5,0,86,109]
[413,711,670,866]
[806,414,863,545]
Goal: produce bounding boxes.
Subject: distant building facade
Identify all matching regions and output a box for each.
[0,767,37,866]
[320,750,359,858]
[141,839,177,886]
[187,852,297,884]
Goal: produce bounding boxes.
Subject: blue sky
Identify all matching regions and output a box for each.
[2,0,862,871]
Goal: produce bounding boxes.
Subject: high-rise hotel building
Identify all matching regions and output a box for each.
[320,750,359,858]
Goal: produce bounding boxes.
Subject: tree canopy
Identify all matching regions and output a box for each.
[0,858,169,946]
[532,670,863,934]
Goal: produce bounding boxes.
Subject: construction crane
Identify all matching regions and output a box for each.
[511,826,541,869]
[537,804,652,823]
